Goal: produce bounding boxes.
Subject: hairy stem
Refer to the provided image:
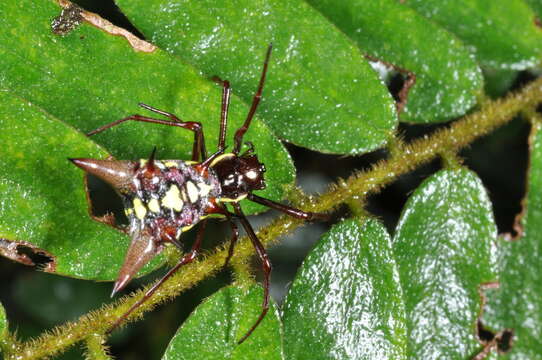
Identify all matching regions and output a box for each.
[84,334,111,360]
[7,76,542,359]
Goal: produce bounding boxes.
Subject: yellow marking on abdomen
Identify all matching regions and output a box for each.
[161,185,184,212]
[198,182,214,197]
[186,181,199,203]
[133,198,147,219]
[148,198,161,213]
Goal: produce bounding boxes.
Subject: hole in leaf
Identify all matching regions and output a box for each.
[16,245,54,271]
[477,320,514,355]
[388,72,407,102]
[0,239,56,272]
[497,329,513,353]
[86,174,128,227]
[477,320,494,342]
[71,0,145,39]
[365,55,415,114]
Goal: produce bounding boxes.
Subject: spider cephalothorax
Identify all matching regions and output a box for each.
[211,152,266,202]
[70,45,326,343]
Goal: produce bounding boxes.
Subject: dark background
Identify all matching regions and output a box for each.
[0,1,531,358]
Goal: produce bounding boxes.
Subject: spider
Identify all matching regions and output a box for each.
[70,45,326,343]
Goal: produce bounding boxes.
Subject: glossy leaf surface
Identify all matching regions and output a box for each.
[0,92,145,280]
[393,169,497,358]
[483,122,542,358]
[404,0,542,70]
[115,0,398,154]
[162,285,282,360]
[0,0,295,213]
[306,0,483,124]
[282,218,407,359]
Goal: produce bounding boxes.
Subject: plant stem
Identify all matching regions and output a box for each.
[7,76,542,360]
[84,334,112,360]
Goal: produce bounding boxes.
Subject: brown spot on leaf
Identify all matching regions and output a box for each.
[0,238,56,272]
[56,0,156,53]
[51,2,83,36]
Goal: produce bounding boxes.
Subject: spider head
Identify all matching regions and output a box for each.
[211,152,266,202]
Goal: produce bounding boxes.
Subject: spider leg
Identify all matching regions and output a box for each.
[109,220,208,332]
[232,203,271,344]
[248,193,329,221]
[87,104,206,162]
[233,44,273,154]
[222,209,239,269]
[216,79,231,152]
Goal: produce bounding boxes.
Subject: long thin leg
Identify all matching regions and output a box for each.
[232,203,271,344]
[218,79,231,151]
[248,193,329,221]
[109,220,208,332]
[88,103,207,162]
[233,44,273,154]
[223,210,239,268]
[139,104,207,161]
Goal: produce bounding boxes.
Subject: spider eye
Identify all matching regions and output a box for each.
[245,169,259,180]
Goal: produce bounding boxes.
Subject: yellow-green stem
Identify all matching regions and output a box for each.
[84,334,111,360]
[7,76,542,360]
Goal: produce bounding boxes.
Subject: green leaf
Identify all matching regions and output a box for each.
[0,91,144,280]
[393,169,497,358]
[404,0,542,70]
[483,122,542,358]
[0,0,294,213]
[306,0,483,124]
[282,218,407,359]
[483,68,519,99]
[525,0,542,19]
[162,285,282,360]
[114,0,398,155]
[0,301,7,354]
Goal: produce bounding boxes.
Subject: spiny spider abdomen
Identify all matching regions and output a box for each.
[70,156,222,292]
